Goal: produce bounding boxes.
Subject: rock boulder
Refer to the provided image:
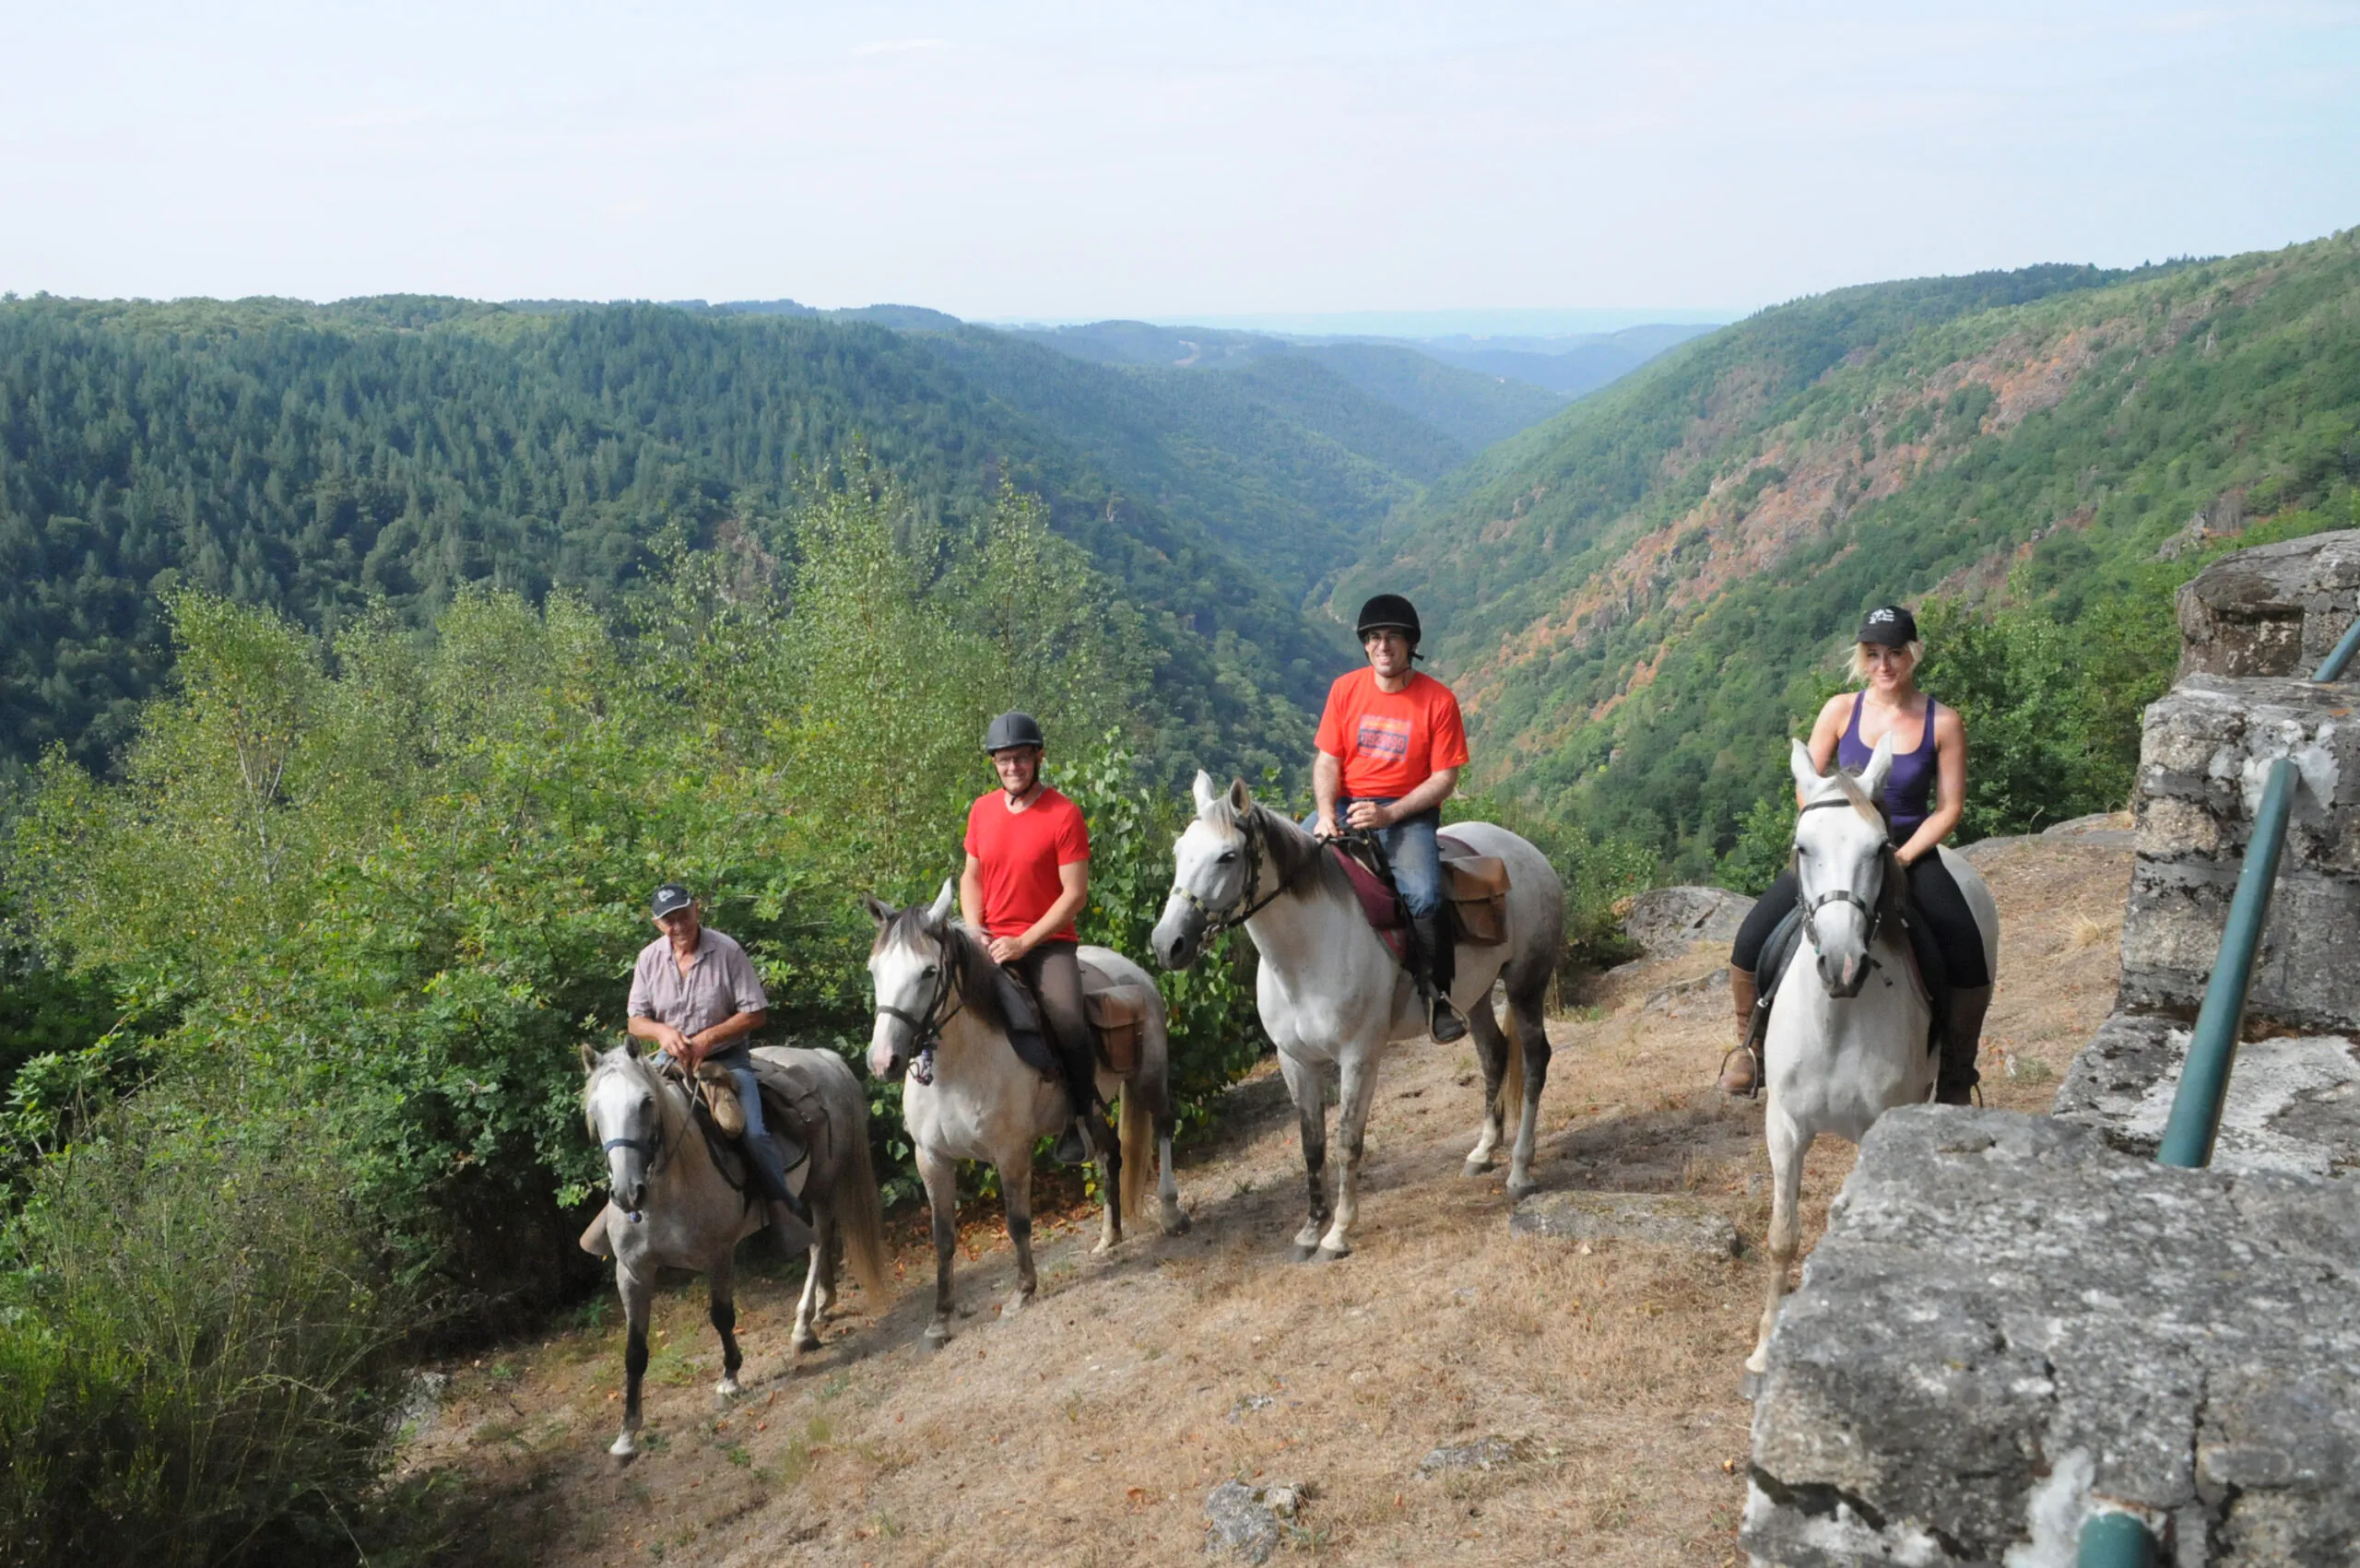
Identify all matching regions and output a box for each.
[2176,529,2360,679]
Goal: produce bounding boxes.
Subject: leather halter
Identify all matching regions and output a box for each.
[1792,794,1896,966]
[1170,808,1294,939]
[875,931,965,1066]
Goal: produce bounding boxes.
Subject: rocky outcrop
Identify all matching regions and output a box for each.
[2054,1010,2360,1177]
[1741,1107,2360,1567]
[2176,530,2360,679]
[1622,886,1756,957]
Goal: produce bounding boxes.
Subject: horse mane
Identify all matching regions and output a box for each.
[1197,790,1354,907]
[873,902,1009,1034]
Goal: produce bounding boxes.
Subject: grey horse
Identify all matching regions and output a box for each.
[864,881,1189,1348]
[579,1042,891,1458]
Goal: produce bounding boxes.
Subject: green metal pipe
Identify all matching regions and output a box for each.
[2158,755,2296,1168]
[2078,1511,2160,1566]
[2318,613,2360,682]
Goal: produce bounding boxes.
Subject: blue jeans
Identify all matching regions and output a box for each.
[709,1047,792,1204]
[1310,798,1444,919]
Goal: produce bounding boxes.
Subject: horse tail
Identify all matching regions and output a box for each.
[1498,999,1526,1125]
[832,1073,892,1302]
[1118,1084,1150,1222]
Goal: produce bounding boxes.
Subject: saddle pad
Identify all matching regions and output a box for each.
[1328,846,1412,965]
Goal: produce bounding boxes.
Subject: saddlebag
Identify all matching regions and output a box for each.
[692,1060,747,1138]
[1082,980,1150,1076]
[1442,853,1511,946]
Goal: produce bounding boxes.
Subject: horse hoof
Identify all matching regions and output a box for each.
[1462,1158,1495,1179]
[1316,1244,1351,1262]
[794,1332,821,1354]
[1505,1178,1539,1203]
[1739,1370,1765,1403]
[1162,1208,1192,1237]
[609,1434,639,1461]
[1290,1243,1319,1263]
[923,1324,950,1350]
[714,1378,741,1403]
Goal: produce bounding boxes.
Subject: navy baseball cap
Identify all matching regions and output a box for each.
[1858,606,1918,647]
[650,882,694,919]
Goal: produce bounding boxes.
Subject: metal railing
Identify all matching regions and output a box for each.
[2078,614,2354,1565]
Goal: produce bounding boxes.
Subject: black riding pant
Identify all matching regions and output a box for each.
[1730,854,1988,990]
[1009,939,1096,1115]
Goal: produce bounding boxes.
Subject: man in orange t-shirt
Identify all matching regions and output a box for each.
[1312,594,1472,1041]
[962,711,1101,1162]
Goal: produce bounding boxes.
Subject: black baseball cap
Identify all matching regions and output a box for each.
[1858,605,1918,647]
[650,882,694,919]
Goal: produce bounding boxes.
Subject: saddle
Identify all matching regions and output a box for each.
[1328,831,1513,970]
[992,951,1154,1079]
[670,1055,816,1193]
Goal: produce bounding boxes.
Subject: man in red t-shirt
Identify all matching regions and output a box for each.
[1312,594,1472,1041]
[962,711,1100,1161]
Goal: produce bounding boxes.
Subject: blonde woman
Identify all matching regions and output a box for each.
[1722,605,1992,1102]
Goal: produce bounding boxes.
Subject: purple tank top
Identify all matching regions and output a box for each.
[1838,691,1938,840]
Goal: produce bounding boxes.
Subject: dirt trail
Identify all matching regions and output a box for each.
[394,837,2131,1566]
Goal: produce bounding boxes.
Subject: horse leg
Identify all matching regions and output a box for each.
[1746,1104,1809,1387]
[814,1205,841,1320]
[1319,1050,1382,1259]
[1504,988,1552,1200]
[1156,1114,1189,1236]
[611,1264,655,1459]
[1094,1114,1123,1255]
[708,1256,744,1402]
[1003,1156,1039,1317]
[791,1220,826,1353]
[1462,990,1512,1176]
[1280,1052,1329,1261]
[918,1145,959,1349]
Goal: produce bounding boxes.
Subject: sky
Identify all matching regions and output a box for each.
[3,1,2354,324]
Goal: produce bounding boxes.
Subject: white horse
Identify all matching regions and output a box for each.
[865,882,1188,1348]
[1744,737,2000,1383]
[1152,773,1566,1260]
[580,1043,891,1458]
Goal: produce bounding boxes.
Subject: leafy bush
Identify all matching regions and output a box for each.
[0,1100,405,1568]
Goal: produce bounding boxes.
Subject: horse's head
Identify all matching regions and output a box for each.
[862,880,959,1080]
[580,1042,667,1216]
[1153,772,1258,971]
[1788,735,1897,998]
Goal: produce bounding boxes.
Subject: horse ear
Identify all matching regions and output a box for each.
[1859,733,1896,803]
[861,894,896,931]
[579,1043,600,1076]
[1192,770,1221,815]
[1228,776,1253,817]
[926,878,956,927]
[1788,738,1821,793]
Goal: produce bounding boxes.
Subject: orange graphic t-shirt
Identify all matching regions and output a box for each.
[1313,668,1469,799]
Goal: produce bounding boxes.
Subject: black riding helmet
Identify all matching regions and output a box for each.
[982,711,1046,754]
[1355,594,1422,646]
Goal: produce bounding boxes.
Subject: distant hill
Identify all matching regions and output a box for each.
[1398,324,1722,396]
[0,297,1358,777]
[1337,233,2360,869]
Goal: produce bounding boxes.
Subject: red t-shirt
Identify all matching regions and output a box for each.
[1314,667,1470,799]
[962,785,1092,941]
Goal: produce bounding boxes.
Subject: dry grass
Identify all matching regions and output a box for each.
[384,838,2132,1566]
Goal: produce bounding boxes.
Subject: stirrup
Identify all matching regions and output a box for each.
[1717,1043,1763,1101]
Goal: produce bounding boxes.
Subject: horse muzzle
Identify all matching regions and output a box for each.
[867,1021,909,1081]
[1818,948,1870,999]
[1151,899,1203,971]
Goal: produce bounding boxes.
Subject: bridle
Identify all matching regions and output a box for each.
[597,1058,677,1178]
[875,932,966,1070]
[1793,795,1897,963]
[1170,808,1294,940]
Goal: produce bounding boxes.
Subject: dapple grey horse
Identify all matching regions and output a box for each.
[580,1042,891,1457]
[1743,737,1999,1386]
[865,882,1188,1348]
[1152,773,1565,1260]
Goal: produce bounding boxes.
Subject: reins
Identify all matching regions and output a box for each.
[1170,807,1297,939]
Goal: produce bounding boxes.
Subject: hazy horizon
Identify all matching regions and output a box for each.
[3,3,2353,315]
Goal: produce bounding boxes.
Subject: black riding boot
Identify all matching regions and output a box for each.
[1935,984,1993,1106]
[1413,913,1468,1043]
[1051,1036,1104,1165]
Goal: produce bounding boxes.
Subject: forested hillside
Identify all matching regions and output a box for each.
[0,296,1366,779]
[1339,231,2360,873]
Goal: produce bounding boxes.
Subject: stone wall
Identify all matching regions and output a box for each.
[2176,529,2360,680]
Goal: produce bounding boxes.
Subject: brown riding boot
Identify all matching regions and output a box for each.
[1935,984,1994,1105]
[1719,965,1760,1095]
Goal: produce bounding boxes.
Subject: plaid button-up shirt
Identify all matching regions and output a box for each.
[626,928,769,1038]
